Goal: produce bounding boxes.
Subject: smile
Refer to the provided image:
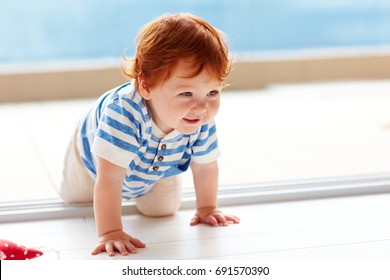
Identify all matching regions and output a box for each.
[183,118,202,125]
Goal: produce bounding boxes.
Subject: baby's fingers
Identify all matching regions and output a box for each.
[129,237,146,248]
[114,241,130,256]
[122,238,145,254]
[210,212,229,226]
[91,243,106,255]
[225,214,240,224]
[105,242,116,256]
[205,214,220,227]
[91,242,116,256]
[190,214,201,226]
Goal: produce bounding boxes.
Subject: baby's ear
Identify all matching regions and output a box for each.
[138,79,151,100]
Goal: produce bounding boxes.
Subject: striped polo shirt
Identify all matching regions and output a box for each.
[76,82,220,200]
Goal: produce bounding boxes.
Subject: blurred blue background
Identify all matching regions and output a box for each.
[1,0,390,64]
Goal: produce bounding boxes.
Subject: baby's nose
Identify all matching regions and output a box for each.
[192,100,207,115]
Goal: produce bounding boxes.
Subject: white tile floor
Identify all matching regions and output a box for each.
[1,193,389,260]
[1,80,390,260]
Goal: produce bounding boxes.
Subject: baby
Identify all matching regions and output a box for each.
[60,13,240,257]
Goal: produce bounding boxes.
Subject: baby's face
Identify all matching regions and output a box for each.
[143,59,223,135]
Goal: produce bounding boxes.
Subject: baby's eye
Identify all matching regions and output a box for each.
[207,90,219,97]
[180,92,193,97]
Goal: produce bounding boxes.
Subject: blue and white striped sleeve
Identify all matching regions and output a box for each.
[91,97,146,168]
[191,120,221,164]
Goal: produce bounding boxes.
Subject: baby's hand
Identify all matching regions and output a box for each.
[190,207,240,227]
[91,230,145,257]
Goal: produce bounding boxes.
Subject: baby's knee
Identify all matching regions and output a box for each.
[135,201,181,217]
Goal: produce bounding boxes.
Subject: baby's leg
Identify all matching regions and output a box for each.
[134,176,182,217]
[59,129,95,204]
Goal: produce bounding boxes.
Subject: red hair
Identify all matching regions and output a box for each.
[122,13,230,90]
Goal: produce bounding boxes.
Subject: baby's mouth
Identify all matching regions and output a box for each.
[183,117,202,125]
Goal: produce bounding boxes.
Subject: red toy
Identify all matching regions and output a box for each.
[0,239,43,260]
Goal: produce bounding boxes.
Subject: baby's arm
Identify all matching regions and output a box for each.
[190,160,240,226]
[91,156,145,256]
